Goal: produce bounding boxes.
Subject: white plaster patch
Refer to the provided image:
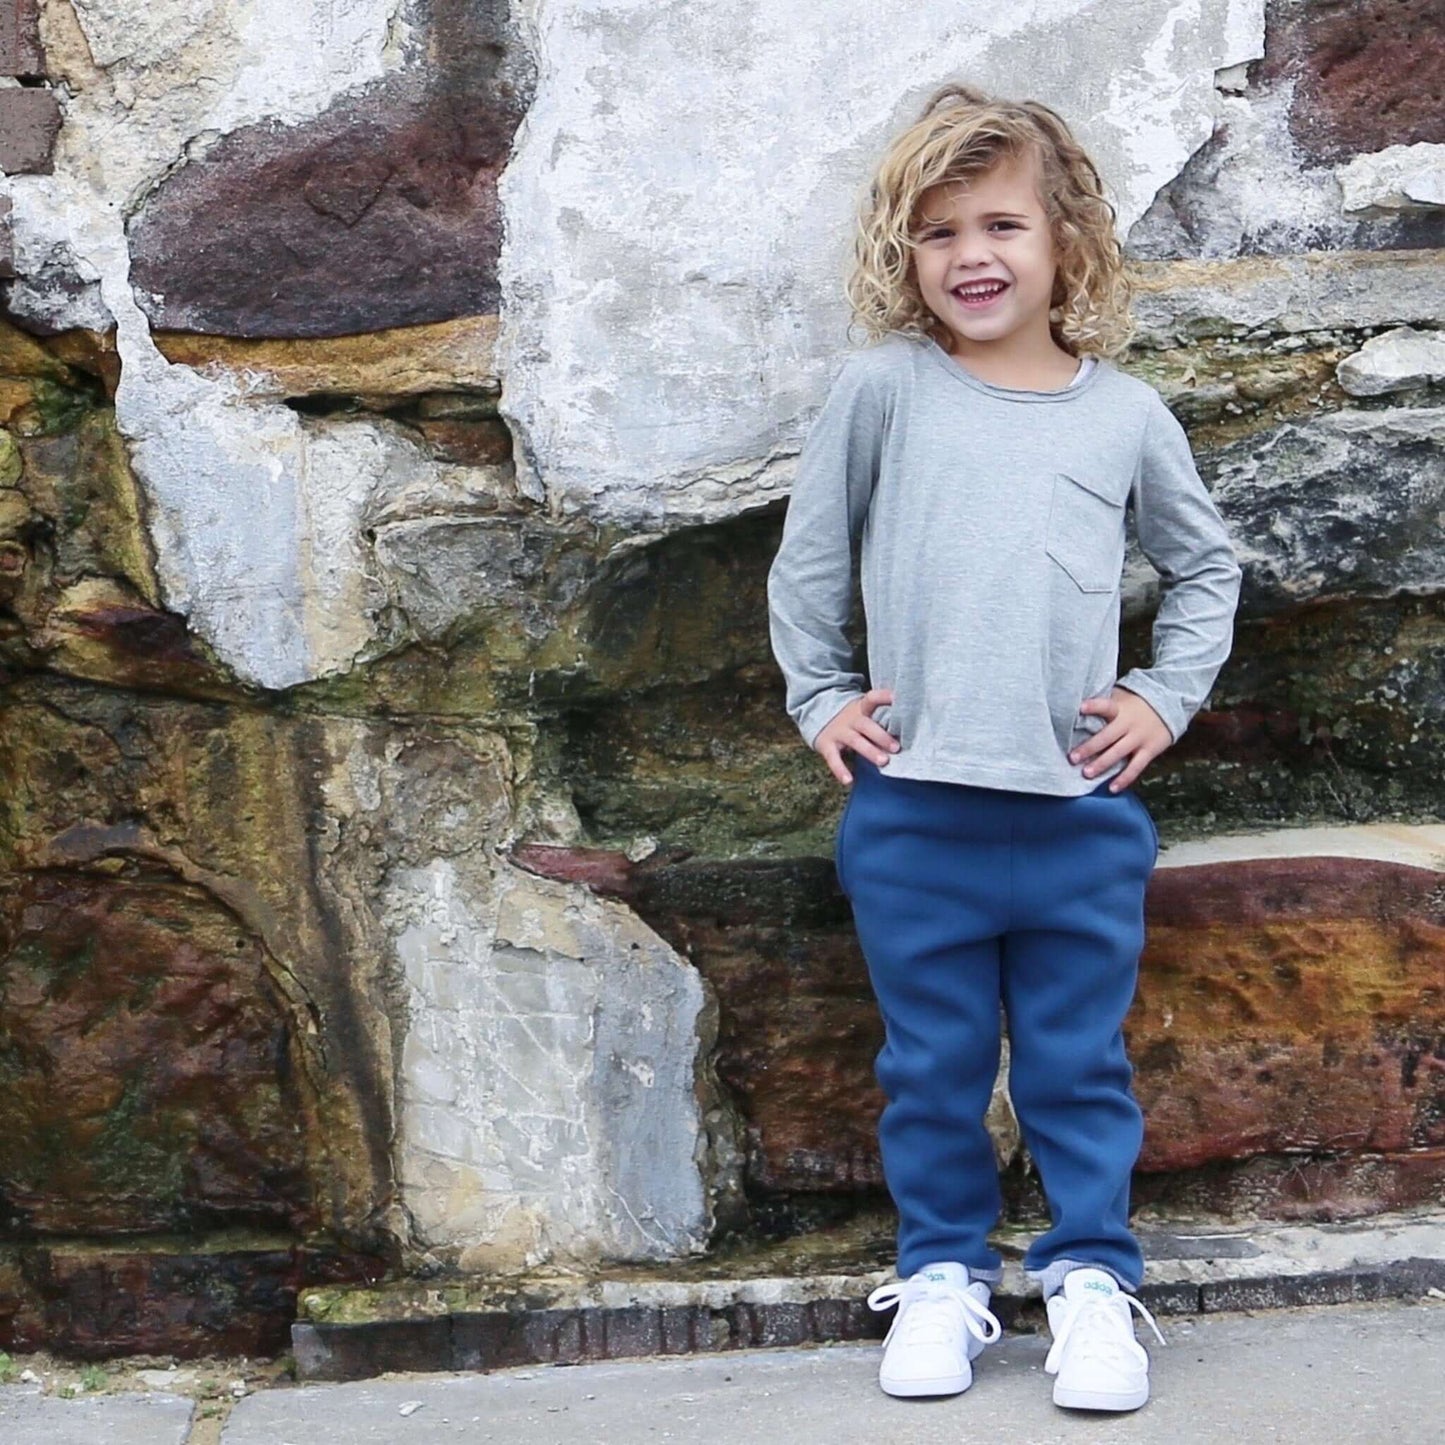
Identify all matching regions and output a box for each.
[67,0,404,151]
[110,335,430,686]
[499,0,1266,528]
[221,1,410,135]
[0,203,112,333]
[68,0,228,70]
[1213,62,1250,93]
[388,859,710,1265]
[1219,0,1264,68]
[1126,78,1349,261]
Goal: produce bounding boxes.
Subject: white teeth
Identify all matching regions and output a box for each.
[956,282,1006,297]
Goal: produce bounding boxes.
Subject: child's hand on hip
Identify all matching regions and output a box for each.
[1069,686,1172,790]
[814,688,899,785]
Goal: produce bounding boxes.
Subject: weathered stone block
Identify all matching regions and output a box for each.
[1213,407,1439,615]
[0,87,59,174]
[1132,3,1445,257]
[450,1310,549,1372]
[1258,0,1444,163]
[392,860,717,1269]
[659,1303,707,1353]
[0,1238,381,1359]
[0,682,465,1257]
[296,1316,452,1381]
[664,907,885,1194]
[1127,252,1445,348]
[126,7,528,337]
[1133,1146,1445,1220]
[0,869,311,1232]
[1337,325,1445,395]
[1151,594,1445,833]
[1131,846,1445,1174]
[0,1,43,78]
[1339,143,1445,214]
[600,1305,663,1359]
[152,318,501,399]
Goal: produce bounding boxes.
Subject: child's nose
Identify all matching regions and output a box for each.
[952,231,995,265]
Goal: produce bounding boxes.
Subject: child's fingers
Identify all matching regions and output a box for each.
[1069,721,1126,764]
[847,726,896,767]
[1079,731,1138,776]
[856,716,900,754]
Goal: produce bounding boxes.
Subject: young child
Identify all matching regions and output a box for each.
[766,84,1242,1412]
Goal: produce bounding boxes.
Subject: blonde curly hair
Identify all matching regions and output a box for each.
[845,83,1135,358]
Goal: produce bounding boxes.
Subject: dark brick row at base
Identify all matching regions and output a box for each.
[294,1297,882,1382]
[293,1256,1445,1382]
[1188,1257,1445,1313]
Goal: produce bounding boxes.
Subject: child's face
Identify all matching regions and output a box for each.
[909,150,1059,357]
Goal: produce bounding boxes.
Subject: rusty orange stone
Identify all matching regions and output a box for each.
[1131,856,1445,1173]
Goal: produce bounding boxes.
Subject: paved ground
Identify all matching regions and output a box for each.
[221,1298,1445,1444]
[0,1388,194,1444]
[7,1296,1437,1444]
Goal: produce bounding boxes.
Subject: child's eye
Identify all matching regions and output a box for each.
[913,222,1020,242]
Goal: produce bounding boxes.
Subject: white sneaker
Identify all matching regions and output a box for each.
[865,1261,1002,1397]
[1044,1267,1165,1412]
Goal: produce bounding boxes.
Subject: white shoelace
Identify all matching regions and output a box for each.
[1044,1287,1166,1375]
[866,1276,1003,1350]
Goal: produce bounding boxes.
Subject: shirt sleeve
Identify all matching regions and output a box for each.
[766,351,886,749]
[1115,392,1243,743]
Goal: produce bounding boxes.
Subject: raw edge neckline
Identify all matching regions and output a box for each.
[920,334,1106,402]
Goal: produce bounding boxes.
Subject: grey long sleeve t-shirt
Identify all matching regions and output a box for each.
[766,332,1243,796]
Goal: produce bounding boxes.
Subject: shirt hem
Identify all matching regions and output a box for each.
[868,752,1127,796]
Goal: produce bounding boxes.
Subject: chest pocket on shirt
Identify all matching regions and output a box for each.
[1045,470,1127,593]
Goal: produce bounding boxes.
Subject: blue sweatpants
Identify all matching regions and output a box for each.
[835,754,1159,1294]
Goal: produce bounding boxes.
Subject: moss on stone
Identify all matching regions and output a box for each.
[0,432,22,487]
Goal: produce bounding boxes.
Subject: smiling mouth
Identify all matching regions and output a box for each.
[952,281,1010,308]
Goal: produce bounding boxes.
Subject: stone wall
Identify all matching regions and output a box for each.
[0,0,1442,1356]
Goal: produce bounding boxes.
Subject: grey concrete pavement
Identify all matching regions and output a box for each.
[0,1387,193,1444]
[219,1299,1445,1445]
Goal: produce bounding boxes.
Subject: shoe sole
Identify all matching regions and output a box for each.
[1052,1381,1149,1411]
[880,1372,971,1397]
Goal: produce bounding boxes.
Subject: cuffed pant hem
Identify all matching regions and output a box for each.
[897,1260,1004,1287]
[1030,1257,1140,1300]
